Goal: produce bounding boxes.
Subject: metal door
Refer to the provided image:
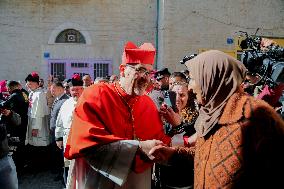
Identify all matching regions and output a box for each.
[48,59,112,81]
[48,60,66,81]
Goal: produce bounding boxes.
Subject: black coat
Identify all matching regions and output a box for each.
[0,111,21,158]
[0,89,29,118]
[0,89,29,142]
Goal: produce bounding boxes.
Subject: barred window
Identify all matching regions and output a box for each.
[94,63,109,79]
[55,29,86,44]
[71,63,89,68]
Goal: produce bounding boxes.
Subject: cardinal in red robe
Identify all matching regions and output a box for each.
[64,41,171,189]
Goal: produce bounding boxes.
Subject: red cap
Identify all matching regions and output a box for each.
[121,41,156,65]
[72,74,81,81]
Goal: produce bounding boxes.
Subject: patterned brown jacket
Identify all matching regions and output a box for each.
[171,92,284,189]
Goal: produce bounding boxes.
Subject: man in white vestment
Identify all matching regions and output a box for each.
[25,72,51,170]
[55,74,84,185]
[25,72,50,146]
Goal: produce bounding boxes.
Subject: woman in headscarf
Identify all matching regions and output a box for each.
[150,50,284,188]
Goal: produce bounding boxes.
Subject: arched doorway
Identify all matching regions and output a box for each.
[46,23,112,81]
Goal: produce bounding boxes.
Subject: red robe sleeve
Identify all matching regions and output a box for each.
[64,84,126,159]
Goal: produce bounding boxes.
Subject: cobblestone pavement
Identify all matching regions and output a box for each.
[18,170,64,189]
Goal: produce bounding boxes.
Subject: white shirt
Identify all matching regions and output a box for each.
[55,97,77,149]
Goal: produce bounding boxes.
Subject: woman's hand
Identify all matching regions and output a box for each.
[160,104,182,127]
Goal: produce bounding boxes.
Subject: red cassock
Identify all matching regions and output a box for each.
[65,82,171,173]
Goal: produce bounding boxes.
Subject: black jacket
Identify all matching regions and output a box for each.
[0,111,21,159]
[0,89,29,141]
[50,93,69,130]
[0,89,29,118]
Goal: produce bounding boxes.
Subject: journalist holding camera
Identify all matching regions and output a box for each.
[239,30,284,108]
[0,106,21,189]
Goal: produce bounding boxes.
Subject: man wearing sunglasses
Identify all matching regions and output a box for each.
[154,68,171,91]
[65,41,170,189]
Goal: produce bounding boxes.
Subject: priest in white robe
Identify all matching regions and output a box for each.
[55,74,84,185]
[25,72,51,147]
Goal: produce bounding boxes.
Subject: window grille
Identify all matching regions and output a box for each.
[94,63,109,79]
[48,60,112,81]
[55,29,86,44]
[71,63,89,68]
[50,62,66,81]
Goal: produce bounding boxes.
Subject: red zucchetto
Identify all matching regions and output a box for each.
[68,74,83,86]
[25,72,40,83]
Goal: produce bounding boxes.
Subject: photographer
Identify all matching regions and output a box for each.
[0,107,21,189]
[1,80,29,143]
[0,80,29,172]
[239,31,284,107]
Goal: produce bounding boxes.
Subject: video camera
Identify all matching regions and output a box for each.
[238,29,284,87]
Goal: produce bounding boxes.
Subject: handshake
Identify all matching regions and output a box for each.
[138,139,176,162]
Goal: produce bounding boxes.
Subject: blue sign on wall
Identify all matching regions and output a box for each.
[44,52,50,58]
[227,37,234,44]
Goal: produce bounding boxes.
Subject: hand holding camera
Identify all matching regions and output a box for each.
[0,108,11,116]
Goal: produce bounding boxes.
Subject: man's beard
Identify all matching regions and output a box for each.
[133,78,148,95]
[72,95,79,101]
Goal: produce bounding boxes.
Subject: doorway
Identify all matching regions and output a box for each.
[48,59,112,81]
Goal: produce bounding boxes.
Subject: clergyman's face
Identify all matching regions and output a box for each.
[124,63,153,95]
[83,75,92,87]
[26,81,39,91]
[70,86,84,101]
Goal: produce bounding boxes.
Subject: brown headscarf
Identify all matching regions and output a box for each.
[186,50,247,137]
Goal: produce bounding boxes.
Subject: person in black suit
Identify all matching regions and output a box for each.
[50,81,69,136]
[49,81,69,181]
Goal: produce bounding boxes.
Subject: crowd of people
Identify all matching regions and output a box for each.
[0,41,284,189]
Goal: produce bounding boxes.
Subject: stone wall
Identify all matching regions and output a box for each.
[0,0,156,81]
[0,0,283,82]
[159,0,284,72]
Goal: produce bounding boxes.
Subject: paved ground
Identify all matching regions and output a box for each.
[16,144,65,189]
[18,170,64,189]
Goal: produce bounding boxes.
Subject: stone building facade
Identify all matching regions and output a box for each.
[0,0,283,82]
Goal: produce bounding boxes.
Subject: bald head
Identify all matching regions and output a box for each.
[82,74,92,87]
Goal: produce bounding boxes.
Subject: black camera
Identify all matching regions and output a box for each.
[239,30,284,86]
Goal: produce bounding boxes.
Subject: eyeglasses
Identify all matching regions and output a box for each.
[126,65,151,76]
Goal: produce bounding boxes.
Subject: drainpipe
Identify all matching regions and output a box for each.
[155,0,164,70]
[155,0,160,70]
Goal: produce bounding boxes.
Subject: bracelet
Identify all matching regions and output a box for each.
[171,122,186,134]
